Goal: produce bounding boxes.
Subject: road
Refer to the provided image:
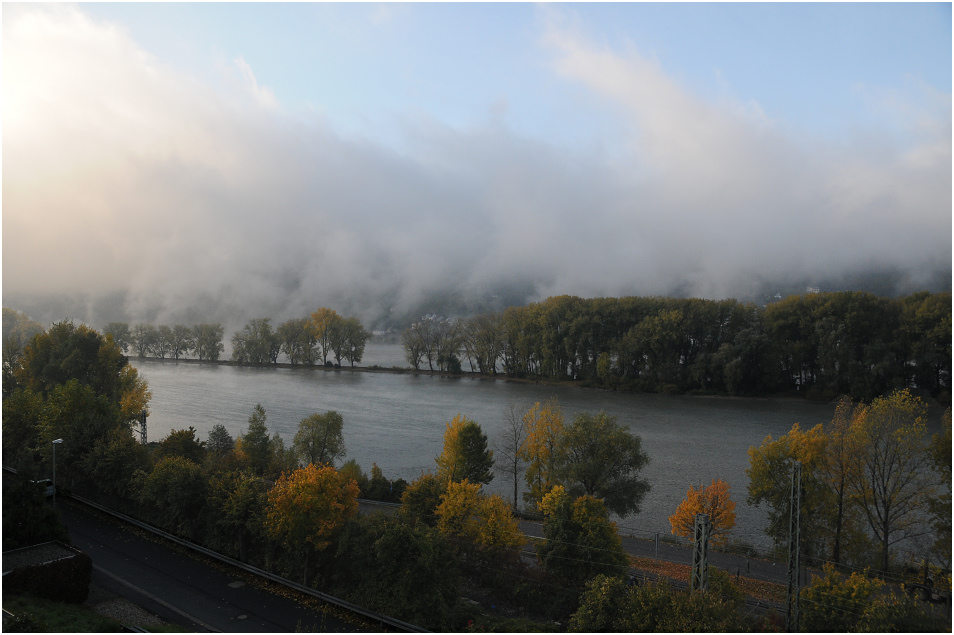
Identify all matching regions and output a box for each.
[59,499,361,632]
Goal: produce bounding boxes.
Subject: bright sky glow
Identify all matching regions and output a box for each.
[3,3,951,326]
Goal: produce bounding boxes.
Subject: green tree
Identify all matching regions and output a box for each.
[138,455,208,538]
[557,411,651,517]
[208,470,267,562]
[365,463,407,503]
[435,414,494,485]
[293,411,346,467]
[192,323,224,361]
[80,426,149,503]
[154,427,206,464]
[169,325,194,360]
[267,433,298,479]
[231,318,279,365]
[132,323,156,358]
[461,313,504,375]
[568,573,635,632]
[333,514,460,631]
[536,486,628,584]
[237,404,271,475]
[152,325,173,359]
[15,321,144,410]
[206,424,235,457]
[102,322,131,354]
[340,316,371,367]
[899,291,952,398]
[41,379,124,490]
[2,387,43,466]
[276,317,315,366]
[3,308,44,344]
[5,322,150,489]
[401,472,446,527]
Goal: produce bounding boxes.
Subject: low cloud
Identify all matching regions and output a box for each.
[3,5,950,329]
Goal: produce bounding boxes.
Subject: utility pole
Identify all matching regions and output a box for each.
[786,461,802,633]
[691,513,711,592]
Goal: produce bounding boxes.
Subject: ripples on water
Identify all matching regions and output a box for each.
[130,346,838,550]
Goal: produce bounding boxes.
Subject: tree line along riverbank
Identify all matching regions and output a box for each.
[5,289,950,405]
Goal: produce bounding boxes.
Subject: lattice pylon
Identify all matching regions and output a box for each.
[691,513,711,592]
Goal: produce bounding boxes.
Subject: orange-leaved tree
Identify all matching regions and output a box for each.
[265,463,359,584]
[669,478,737,547]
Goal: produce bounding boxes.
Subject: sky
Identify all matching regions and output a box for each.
[3,2,951,327]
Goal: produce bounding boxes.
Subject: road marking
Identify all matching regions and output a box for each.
[93,564,221,632]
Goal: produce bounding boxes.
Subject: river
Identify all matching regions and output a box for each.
[130,345,839,551]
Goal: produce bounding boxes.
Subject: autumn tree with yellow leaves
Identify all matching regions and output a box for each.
[749,389,939,572]
[747,420,844,562]
[847,389,935,572]
[435,414,494,485]
[518,399,565,509]
[435,480,522,553]
[669,479,737,546]
[265,463,359,584]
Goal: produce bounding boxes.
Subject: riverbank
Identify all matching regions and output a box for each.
[127,355,839,404]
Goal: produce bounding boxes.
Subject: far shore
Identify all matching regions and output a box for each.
[127,354,857,405]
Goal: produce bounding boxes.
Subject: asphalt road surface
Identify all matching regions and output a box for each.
[59,499,362,632]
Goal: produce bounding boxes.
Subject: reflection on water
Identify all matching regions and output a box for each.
[130,350,837,550]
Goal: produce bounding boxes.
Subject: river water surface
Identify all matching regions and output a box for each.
[130,346,838,550]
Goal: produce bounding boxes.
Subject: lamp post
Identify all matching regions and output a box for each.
[52,438,63,509]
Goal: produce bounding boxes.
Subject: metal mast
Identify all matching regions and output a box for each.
[691,513,711,592]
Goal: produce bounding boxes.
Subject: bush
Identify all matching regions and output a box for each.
[570,571,753,633]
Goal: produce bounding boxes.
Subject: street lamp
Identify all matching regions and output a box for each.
[52,439,63,509]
